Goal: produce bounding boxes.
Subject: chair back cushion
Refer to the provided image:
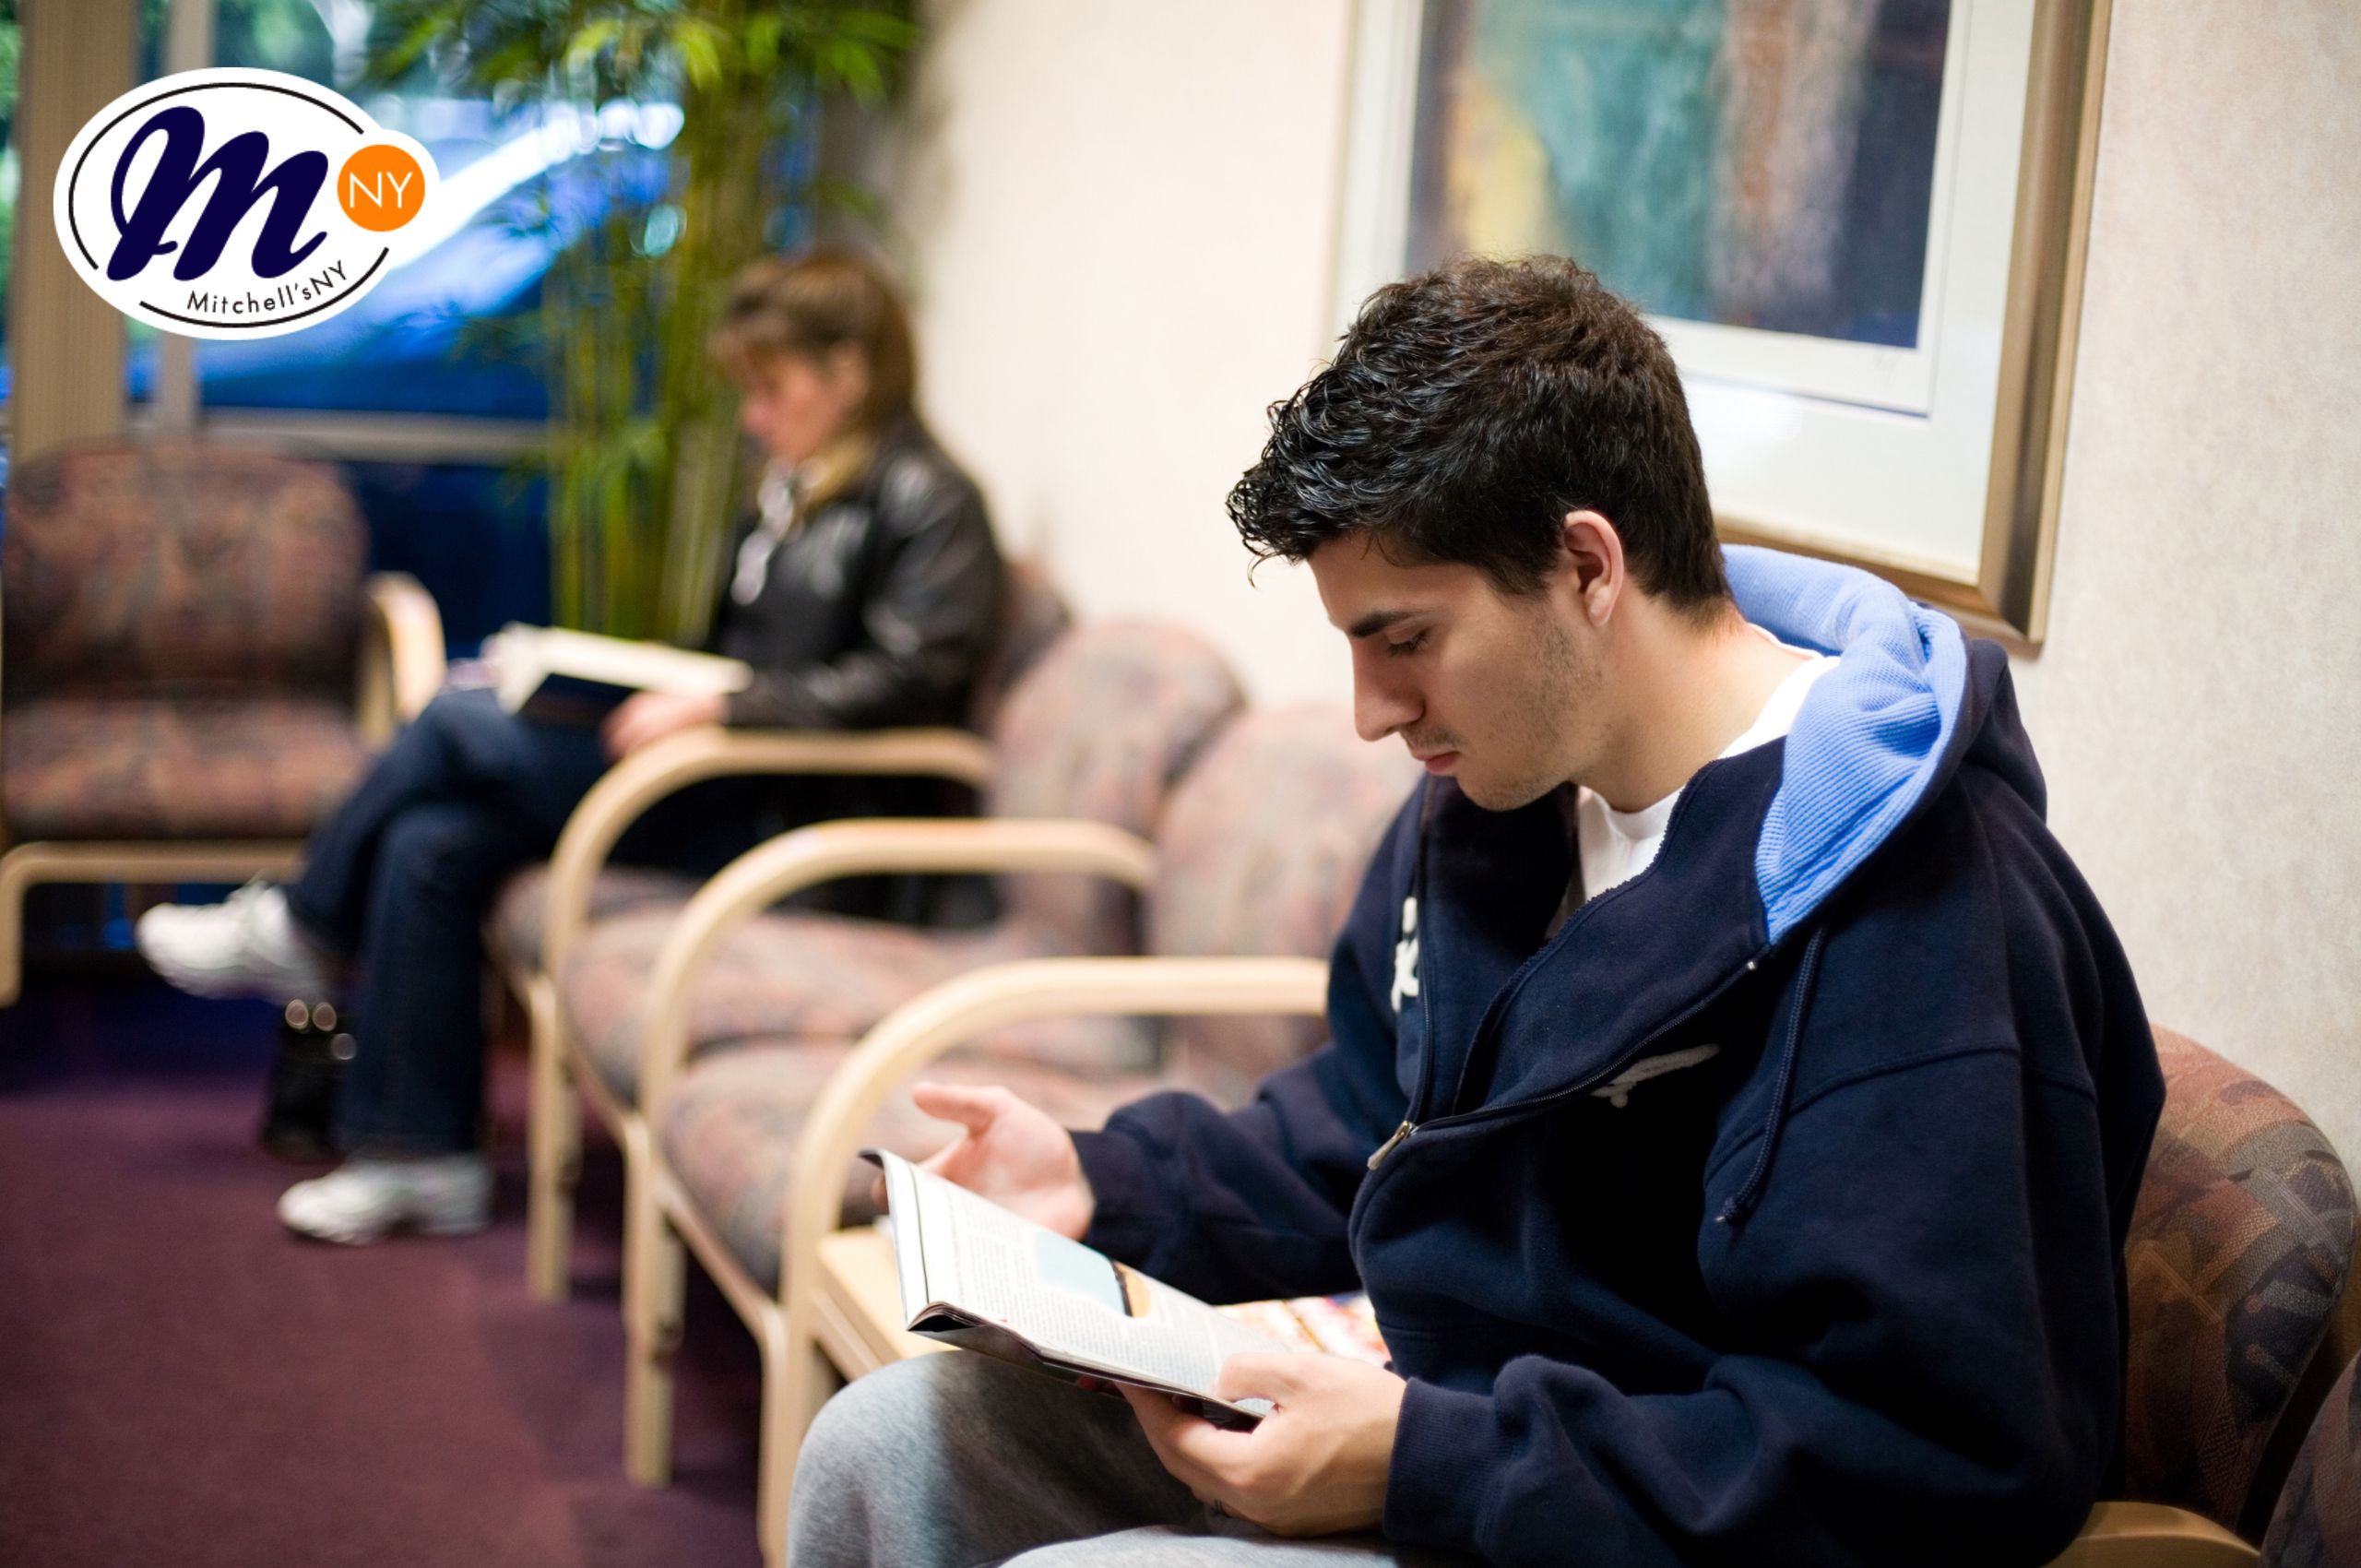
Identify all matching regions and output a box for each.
[2,438,365,704]
[2260,1349,2361,1568]
[984,623,1241,955]
[1147,707,1418,1103]
[2124,1028,2359,1528]
[965,558,1070,735]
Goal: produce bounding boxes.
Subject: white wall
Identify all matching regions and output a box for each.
[2007,0,2361,1162]
[890,0,2361,1160]
[886,0,1359,707]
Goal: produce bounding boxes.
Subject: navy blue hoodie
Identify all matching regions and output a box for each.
[1072,549,2165,1567]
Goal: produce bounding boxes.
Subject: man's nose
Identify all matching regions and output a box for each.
[1353,669,1418,744]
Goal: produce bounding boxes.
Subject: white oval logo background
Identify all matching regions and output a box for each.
[53,68,440,340]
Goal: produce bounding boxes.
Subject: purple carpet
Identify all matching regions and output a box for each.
[0,973,765,1568]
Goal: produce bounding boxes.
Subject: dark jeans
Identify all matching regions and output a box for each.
[283,689,778,1155]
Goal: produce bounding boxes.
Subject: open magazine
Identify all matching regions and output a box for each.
[481,624,753,726]
[869,1148,1310,1428]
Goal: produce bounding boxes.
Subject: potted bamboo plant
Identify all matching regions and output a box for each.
[367,0,918,642]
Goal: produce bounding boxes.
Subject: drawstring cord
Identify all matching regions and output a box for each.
[1717,925,1828,1228]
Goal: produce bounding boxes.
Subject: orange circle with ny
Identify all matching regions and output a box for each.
[337,144,425,232]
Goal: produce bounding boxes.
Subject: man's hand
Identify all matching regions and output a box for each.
[600,690,727,760]
[910,1082,1095,1241]
[1121,1354,1406,1537]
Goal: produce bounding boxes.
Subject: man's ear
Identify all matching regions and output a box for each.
[1560,510,1625,627]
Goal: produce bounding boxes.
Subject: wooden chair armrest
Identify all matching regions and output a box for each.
[357,572,447,741]
[537,724,997,976]
[635,819,1161,1112]
[777,955,1330,1309]
[2038,1502,2258,1568]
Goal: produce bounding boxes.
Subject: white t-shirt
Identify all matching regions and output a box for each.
[1572,630,1835,909]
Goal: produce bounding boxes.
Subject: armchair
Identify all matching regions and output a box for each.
[520,618,1242,1303]
[494,560,1067,1301]
[0,438,444,1004]
[625,707,1415,1561]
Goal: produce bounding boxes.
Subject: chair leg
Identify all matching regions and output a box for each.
[623,1123,684,1486]
[0,846,35,1007]
[525,977,581,1303]
[756,1302,843,1568]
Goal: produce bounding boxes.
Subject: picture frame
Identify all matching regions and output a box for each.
[1331,0,2113,642]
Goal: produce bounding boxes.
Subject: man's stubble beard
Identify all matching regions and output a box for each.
[1456,608,1598,812]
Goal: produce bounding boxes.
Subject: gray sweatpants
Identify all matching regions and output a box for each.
[786,1352,1475,1566]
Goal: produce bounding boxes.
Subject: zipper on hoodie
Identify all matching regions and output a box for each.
[1363,943,1775,1183]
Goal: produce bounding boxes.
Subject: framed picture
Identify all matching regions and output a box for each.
[1332,0,2112,641]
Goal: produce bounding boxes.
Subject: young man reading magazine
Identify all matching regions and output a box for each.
[787,256,2165,1568]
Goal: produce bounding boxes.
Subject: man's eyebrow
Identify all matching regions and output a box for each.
[1343,609,1419,639]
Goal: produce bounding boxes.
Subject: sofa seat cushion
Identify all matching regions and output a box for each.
[488,861,700,977]
[1,696,373,840]
[659,1040,1162,1290]
[559,908,1153,1105]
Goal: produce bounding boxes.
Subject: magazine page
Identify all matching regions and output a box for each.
[870,1149,1289,1414]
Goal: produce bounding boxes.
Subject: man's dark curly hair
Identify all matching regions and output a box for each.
[1228,255,1729,609]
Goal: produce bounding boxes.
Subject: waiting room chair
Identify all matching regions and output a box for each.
[2050,1027,2356,1565]
[492,560,1069,1300]
[0,437,444,1005]
[519,620,1242,1303]
[624,706,1415,1562]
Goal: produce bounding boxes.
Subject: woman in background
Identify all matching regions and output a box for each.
[136,248,1004,1244]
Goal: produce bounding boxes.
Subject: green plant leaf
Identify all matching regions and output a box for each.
[563,18,623,73]
[670,17,728,89]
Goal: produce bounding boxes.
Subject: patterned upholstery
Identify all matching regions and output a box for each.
[658,706,1418,1289]
[487,862,700,979]
[1,696,374,841]
[553,622,1242,1101]
[1147,707,1420,1104]
[2124,1028,2359,1529]
[2261,1350,2361,1568]
[1,439,375,848]
[965,558,1070,736]
[2,439,364,704]
[979,623,1244,954]
[661,1043,1163,1289]
[564,913,1147,1101]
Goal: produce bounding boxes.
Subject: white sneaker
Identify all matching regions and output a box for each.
[278,1155,492,1245]
[134,879,334,1001]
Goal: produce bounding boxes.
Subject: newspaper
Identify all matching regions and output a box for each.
[868,1148,1296,1426]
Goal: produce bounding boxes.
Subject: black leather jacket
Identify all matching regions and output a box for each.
[706,414,1003,732]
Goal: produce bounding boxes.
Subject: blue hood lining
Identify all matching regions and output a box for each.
[1723,546,1969,944]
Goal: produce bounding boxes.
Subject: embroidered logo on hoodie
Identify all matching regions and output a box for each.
[1391,896,1419,1014]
